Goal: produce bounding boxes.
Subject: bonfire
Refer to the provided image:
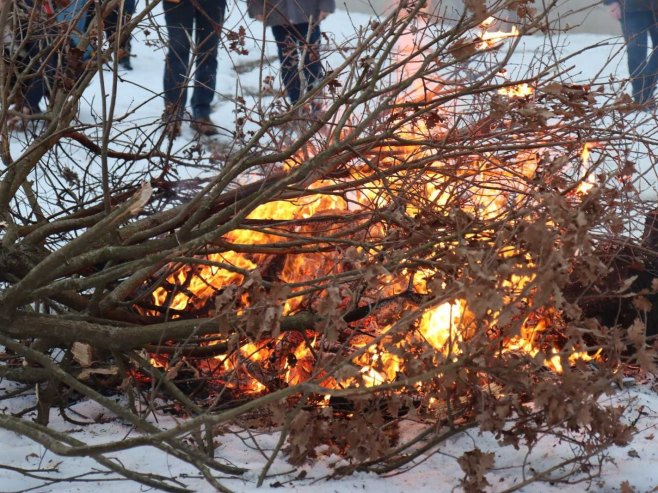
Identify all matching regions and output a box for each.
[0,1,655,491]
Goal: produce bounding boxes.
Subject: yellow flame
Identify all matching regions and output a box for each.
[577,142,598,194]
[419,300,466,354]
[498,83,534,98]
[477,17,520,50]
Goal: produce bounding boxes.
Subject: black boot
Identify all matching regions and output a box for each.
[118,39,133,70]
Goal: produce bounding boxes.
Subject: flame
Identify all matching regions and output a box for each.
[504,317,601,373]
[498,83,534,98]
[139,15,602,398]
[419,300,466,354]
[577,142,598,194]
[476,17,520,50]
[149,355,167,368]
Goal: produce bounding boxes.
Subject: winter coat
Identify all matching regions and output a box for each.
[2,0,51,59]
[247,0,335,27]
[602,0,658,12]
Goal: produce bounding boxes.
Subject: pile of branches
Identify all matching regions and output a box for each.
[0,0,656,491]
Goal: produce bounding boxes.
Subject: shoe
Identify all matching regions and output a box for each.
[297,100,324,120]
[191,116,219,136]
[7,106,34,132]
[308,100,324,118]
[164,119,181,139]
[118,55,133,71]
[117,38,133,70]
[162,103,183,139]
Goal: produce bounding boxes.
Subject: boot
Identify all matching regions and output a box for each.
[191,116,219,136]
[162,103,182,139]
[118,39,133,71]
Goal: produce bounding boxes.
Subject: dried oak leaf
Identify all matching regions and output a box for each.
[636,348,657,374]
[632,295,652,313]
[448,38,478,61]
[458,448,495,493]
[620,481,635,493]
[628,318,646,346]
[465,0,488,20]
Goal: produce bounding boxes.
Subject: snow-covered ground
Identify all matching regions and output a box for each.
[1,380,657,492]
[3,5,658,493]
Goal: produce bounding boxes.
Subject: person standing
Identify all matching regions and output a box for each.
[604,0,658,107]
[248,0,334,107]
[104,0,137,70]
[162,0,226,138]
[3,0,58,131]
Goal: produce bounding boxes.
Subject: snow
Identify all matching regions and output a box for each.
[1,381,657,492]
[2,4,658,493]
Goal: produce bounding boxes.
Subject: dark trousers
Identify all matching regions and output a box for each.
[163,0,225,119]
[271,23,323,104]
[22,48,49,112]
[11,30,55,113]
[621,9,658,105]
[104,0,137,38]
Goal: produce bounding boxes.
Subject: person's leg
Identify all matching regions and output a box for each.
[272,24,301,104]
[124,0,137,15]
[103,3,132,70]
[642,10,658,106]
[301,23,323,91]
[621,11,652,104]
[119,0,138,69]
[20,40,46,114]
[190,0,224,120]
[9,40,52,131]
[22,78,45,115]
[163,0,194,118]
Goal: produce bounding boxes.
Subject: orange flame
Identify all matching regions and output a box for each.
[140,15,601,395]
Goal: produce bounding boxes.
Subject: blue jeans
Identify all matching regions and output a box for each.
[621,10,658,105]
[163,0,225,119]
[271,23,323,104]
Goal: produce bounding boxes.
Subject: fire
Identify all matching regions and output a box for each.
[138,14,603,399]
[419,300,466,354]
[498,83,534,98]
[577,142,598,194]
[506,317,602,373]
[476,17,520,50]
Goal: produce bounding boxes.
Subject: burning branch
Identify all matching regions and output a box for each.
[0,0,654,490]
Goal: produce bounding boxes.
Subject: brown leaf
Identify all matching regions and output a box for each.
[448,39,478,61]
[620,481,635,493]
[458,448,495,492]
[465,0,488,20]
[627,448,640,459]
[637,349,657,373]
[541,82,565,96]
[633,295,652,313]
[628,319,646,346]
